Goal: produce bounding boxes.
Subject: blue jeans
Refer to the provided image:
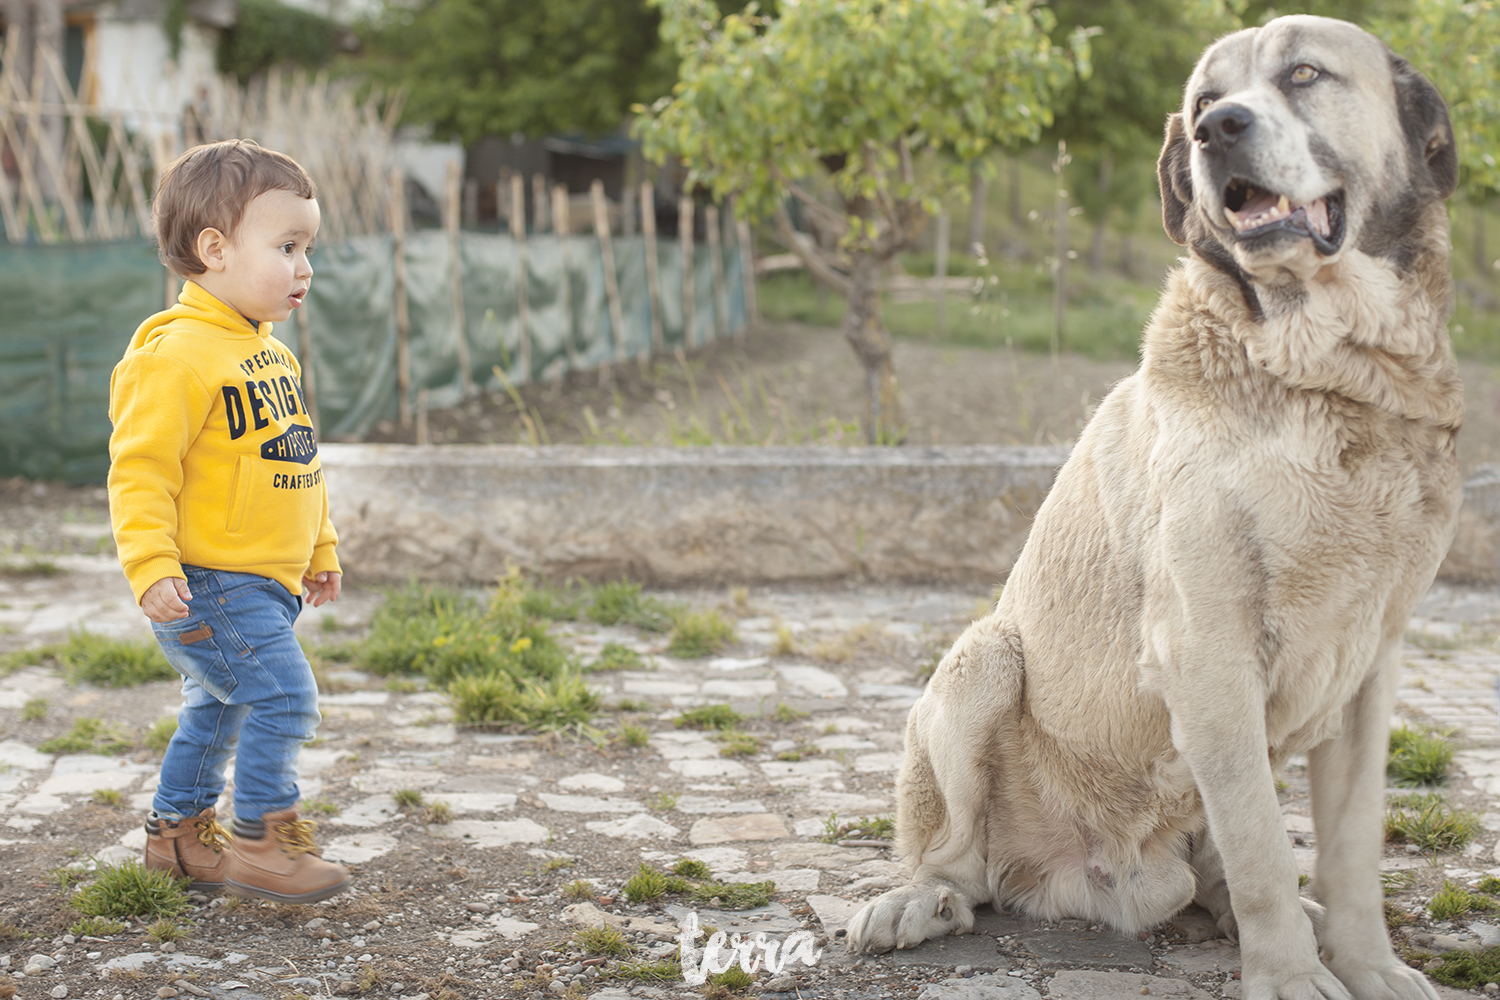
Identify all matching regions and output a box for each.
[150,566,319,823]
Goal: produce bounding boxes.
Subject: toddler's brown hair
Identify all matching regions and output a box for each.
[152,139,316,278]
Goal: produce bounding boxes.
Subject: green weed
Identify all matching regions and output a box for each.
[71,861,192,919]
[674,704,743,730]
[1384,793,1481,853]
[423,800,453,824]
[1428,946,1500,989]
[446,670,600,729]
[615,958,683,981]
[1388,725,1457,786]
[671,858,713,879]
[772,701,807,722]
[715,730,760,757]
[1382,870,1417,895]
[0,555,59,577]
[613,698,652,712]
[38,717,133,755]
[144,718,177,754]
[616,724,651,748]
[588,642,646,672]
[543,857,576,873]
[1479,876,1500,895]
[520,580,586,621]
[1430,880,1495,921]
[392,789,423,810]
[770,623,798,656]
[303,798,340,816]
[573,925,633,957]
[817,811,896,843]
[623,864,685,903]
[562,880,595,901]
[19,697,46,722]
[54,631,174,687]
[620,862,774,910]
[67,916,126,937]
[649,791,679,812]
[145,917,190,943]
[585,580,675,632]
[667,609,736,658]
[90,789,125,808]
[776,749,804,761]
[706,966,756,993]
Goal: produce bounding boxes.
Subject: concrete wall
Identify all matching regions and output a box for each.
[320,445,1500,588]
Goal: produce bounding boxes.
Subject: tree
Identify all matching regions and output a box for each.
[360,0,679,144]
[636,0,1084,442]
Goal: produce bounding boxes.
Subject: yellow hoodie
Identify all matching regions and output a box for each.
[108,281,339,604]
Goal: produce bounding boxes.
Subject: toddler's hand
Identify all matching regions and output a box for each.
[303,570,342,607]
[142,577,192,623]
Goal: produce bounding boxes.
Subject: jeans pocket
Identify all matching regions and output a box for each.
[153,616,238,701]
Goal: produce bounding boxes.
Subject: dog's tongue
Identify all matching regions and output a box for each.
[1304,197,1331,238]
[1237,189,1279,222]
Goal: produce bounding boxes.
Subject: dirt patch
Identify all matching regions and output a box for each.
[362,319,1500,478]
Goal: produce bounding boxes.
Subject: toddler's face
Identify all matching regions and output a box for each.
[216,189,320,324]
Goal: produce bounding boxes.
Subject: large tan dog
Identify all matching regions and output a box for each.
[846,16,1463,1000]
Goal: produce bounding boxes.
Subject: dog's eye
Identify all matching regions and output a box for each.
[1196,96,1214,114]
[1290,64,1320,84]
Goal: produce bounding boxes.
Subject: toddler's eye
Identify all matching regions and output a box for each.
[281,242,295,254]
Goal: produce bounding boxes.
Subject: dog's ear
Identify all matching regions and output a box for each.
[1157,112,1194,245]
[1391,54,1458,199]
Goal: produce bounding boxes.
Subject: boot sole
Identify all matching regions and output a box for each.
[225,877,352,904]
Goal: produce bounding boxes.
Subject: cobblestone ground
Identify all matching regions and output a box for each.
[1,486,1499,1000]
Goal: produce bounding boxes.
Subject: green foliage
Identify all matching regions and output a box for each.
[362,0,676,144]
[689,879,775,909]
[1384,792,1481,853]
[620,862,775,910]
[303,798,340,816]
[144,718,178,755]
[392,789,423,810]
[667,609,736,658]
[91,789,125,808]
[1480,876,1500,895]
[563,879,595,900]
[616,957,683,981]
[772,702,808,723]
[53,631,174,688]
[70,861,192,919]
[217,0,339,82]
[707,965,756,992]
[1375,0,1500,203]
[586,581,675,632]
[674,704,742,730]
[39,717,134,755]
[639,0,1084,222]
[1428,946,1500,990]
[1383,870,1418,895]
[1388,725,1457,786]
[623,863,686,903]
[145,917,191,943]
[617,724,652,748]
[1429,880,1495,920]
[19,697,46,722]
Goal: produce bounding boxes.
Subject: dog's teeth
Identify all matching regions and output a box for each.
[1225,207,1242,231]
[1277,194,1290,215]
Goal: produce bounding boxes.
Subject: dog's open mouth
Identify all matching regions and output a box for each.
[1222,178,1344,255]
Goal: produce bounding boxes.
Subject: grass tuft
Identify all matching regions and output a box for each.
[585,580,675,632]
[1428,946,1500,990]
[1384,792,1481,853]
[1429,880,1495,921]
[587,642,646,672]
[144,718,177,754]
[38,717,134,755]
[55,631,175,687]
[67,915,126,937]
[19,697,46,722]
[1382,870,1417,896]
[145,917,191,943]
[70,861,192,919]
[772,701,807,722]
[715,730,760,757]
[562,880,595,901]
[616,958,683,981]
[616,724,651,748]
[574,925,633,957]
[1389,725,1457,786]
[674,704,743,730]
[667,609,736,658]
[620,862,774,910]
[671,858,713,879]
[90,789,125,808]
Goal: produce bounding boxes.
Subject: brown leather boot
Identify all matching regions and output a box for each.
[145,808,231,890]
[223,807,351,904]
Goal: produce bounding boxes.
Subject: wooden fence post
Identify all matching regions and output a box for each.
[445,160,473,398]
[734,203,758,335]
[935,209,950,339]
[389,166,412,427]
[592,179,626,365]
[511,172,532,383]
[553,182,576,374]
[680,195,695,348]
[641,182,664,356]
[705,203,727,343]
[532,172,549,233]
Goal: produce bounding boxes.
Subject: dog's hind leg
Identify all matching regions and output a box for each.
[845,616,1023,954]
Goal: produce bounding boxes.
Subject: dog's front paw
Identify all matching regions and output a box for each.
[1244,967,1353,1000]
[845,881,975,954]
[1327,961,1439,1000]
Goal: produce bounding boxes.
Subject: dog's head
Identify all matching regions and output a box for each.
[1158,15,1456,282]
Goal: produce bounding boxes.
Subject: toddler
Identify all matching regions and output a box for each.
[108,138,349,903]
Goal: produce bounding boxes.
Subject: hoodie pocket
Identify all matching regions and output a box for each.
[226,455,252,533]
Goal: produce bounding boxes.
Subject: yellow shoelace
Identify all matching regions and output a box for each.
[275,818,323,858]
[196,817,232,852]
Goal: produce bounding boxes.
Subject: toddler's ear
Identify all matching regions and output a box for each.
[196,227,230,273]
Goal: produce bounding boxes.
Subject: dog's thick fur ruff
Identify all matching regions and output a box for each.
[846,17,1463,1000]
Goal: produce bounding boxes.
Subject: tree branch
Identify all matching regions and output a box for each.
[774,203,853,298]
[772,169,851,240]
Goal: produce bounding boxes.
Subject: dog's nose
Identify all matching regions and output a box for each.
[1194,104,1255,151]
